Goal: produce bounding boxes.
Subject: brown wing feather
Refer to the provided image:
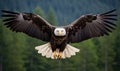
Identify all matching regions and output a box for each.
[1,10,53,42]
[65,9,117,43]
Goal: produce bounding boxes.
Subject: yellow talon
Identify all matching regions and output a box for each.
[53,51,57,59]
[58,52,62,59]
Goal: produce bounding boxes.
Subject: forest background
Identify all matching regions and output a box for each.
[0,0,120,71]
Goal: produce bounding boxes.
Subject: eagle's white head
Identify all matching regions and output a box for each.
[54,27,66,36]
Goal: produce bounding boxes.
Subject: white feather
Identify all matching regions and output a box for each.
[38,46,48,54]
[42,46,49,56]
[63,48,67,58]
[46,49,52,58]
[35,43,80,59]
[62,51,65,59]
[35,43,48,50]
[67,44,80,52]
[35,43,52,58]
[67,46,75,56]
[64,47,70,58]
[51,54,54,59]
[62,44,80,58]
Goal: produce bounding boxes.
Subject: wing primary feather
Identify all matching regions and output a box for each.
[3,18,16,22]
[10,23,20,31]
[4,20,15,25]
[104,26,112,32]
[1,14,17,17]
[96,21,109,35]
[96,21,108,35]
[104,18,117,21]
[1,10,19,14]
[101,9,116,15]
[91,22,101,36]
[104,23,115,30]
[6,22,16,28]
[103,20,116,26]
[93,22,103,36]
[104,14,117,17]
[89,22,100,36]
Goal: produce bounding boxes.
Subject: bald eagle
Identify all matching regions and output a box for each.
[1,9,117,59]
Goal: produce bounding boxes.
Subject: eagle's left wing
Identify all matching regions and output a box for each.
[65,9,117,43]
[1,10,53,42]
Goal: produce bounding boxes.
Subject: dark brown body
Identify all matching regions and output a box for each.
[50,29,69,52]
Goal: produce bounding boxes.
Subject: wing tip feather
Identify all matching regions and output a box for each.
[1,10,19,14]
[101,9,116,15]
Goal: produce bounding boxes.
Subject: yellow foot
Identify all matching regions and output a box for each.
[58,52,62,59]
[53,51,58,59]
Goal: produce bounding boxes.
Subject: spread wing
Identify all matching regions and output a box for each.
[1,10,53,42]
[65,9,117,43]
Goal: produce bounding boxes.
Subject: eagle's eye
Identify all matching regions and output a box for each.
[56,30,59,32]
[61,30,63,32]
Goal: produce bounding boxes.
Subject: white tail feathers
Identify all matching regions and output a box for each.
[35,43,52,58]
[35,43,80,59]
[62,44,80,59]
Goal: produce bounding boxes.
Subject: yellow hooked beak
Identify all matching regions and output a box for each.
[58,31,62,36]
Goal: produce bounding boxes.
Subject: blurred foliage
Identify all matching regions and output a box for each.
[0,0,120,71]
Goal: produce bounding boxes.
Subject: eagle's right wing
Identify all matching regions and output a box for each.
[2,10,53,42]
[65,9,117,43]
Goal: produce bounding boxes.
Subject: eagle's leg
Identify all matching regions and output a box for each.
[58,52,62,59]
[53,51,58,59]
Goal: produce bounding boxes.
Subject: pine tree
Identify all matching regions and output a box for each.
[33,6,45,18]
[112,17,120,71]
[72,39,99,71]
[0,19,26,71]
[47,7,58,26]
[95,31,117,71]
